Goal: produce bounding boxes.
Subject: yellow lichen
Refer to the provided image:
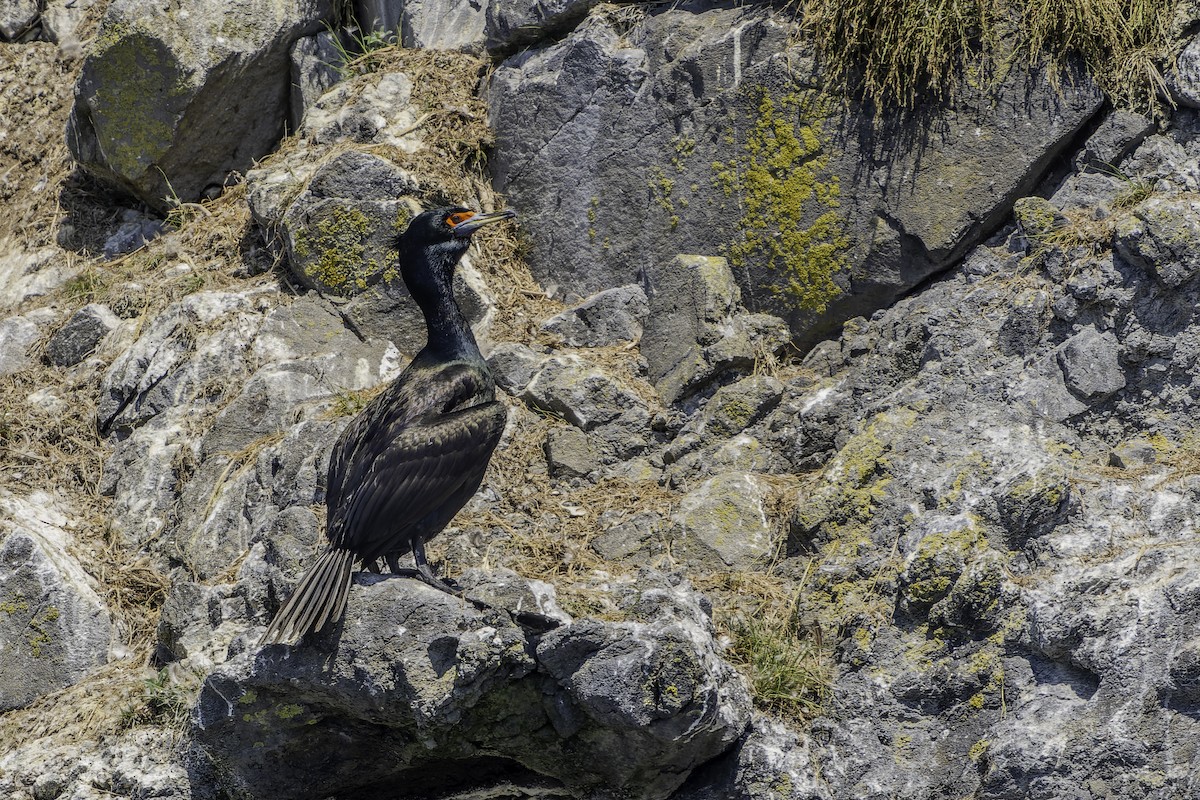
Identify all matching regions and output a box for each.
[714,90,850,313]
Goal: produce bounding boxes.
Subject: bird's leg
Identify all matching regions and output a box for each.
[384,553,418,576]
[412,540,462,594]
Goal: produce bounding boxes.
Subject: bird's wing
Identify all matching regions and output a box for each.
[326,400,506,558]
[324,361,487,516]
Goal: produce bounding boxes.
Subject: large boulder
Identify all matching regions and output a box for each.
[67,0,333,211]
[194,572,751,799]
[489,4,1103,347]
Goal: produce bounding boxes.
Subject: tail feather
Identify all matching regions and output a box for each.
[259,549,355,645]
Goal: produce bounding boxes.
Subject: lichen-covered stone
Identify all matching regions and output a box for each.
[489,3,1102,345]
[1114,196,1200,287]
[670,472,774,571]
[67,0,334,210]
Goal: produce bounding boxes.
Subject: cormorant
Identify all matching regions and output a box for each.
[259,206,516,646]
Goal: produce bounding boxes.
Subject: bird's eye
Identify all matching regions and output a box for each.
[445,211,475,227]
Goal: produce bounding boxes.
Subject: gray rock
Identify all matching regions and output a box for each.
[0,309,56,376]
[485,0,601,54]
[697,375,784,439]
[544,425,598,478]
[1074,109,1155,173]
[351,0,398,33]
[670,472,775,571]
[399,0,486,50]
[1013,196,1068,246]
[39,0,100,45]
[0,0,38,41]
[489,5,1102,345]
[679,715,830,800]
[0,494,112,711]
[540,284,648,346]
[486,341,549,394]
[102,211,166,258]
[1056,327,1124,401]
[1167,32,1200,108]
[642,255,789,403]
[44,303,120,367]
[1108,438,1157,469]
[1114,196,1200,287]
[590,510,662,561]
[522,354,648,431]
[300,69,423,148]
[194,574,749,799]
[288,30,347,132]
[67,0,332,210]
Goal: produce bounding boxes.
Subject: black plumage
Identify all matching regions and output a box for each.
[260,206,516,646]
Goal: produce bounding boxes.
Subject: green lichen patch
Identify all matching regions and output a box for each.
[902,523,988,611]
[290,203,378,295]
[714,90,850,314]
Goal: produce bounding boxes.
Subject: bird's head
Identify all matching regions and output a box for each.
[397,206,516,291]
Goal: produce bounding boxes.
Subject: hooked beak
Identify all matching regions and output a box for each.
[452,208,517,238]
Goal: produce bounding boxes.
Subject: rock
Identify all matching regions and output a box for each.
[300,69,423,149]
[0,248,79,314]
[1108,438,1157,469]
[485,0,601,54]
[540,284,648,346]
[678,715,829,800]
[102,210,166,258]
[399,0,486,51]
[590,510,662,561]
[1167,32,1200,108]
[39,0,100,45]
[1012,196,1068,247]
[1074,109,1155,173]
[522,354,648,431]
[642,254,789,403]
[544,425,598,478]
[194,573,749,799]
[67,0,332,210]
[1114,196,1200,287]
[276,151,416,295]
[0,493,112,712]
[489,4,1103,345]
[0,309,56,376]
[44,303,120,367]
[98,291,394,578]
[670,472,774,571]
[0,0,38,41]
[697,375,784,439]
[1056,327,1124,401]
[486,341,550,393]
[287,29,346,131]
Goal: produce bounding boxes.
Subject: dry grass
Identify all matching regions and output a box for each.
[798,0,1177,112]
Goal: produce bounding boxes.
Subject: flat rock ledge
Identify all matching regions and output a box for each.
[193,571,751,800]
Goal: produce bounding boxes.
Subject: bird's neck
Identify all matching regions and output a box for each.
[420,283,481,362]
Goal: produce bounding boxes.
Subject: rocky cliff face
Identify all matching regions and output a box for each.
[3,0,1200,799]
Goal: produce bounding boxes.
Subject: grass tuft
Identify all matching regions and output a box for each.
[798,0,1176,112]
